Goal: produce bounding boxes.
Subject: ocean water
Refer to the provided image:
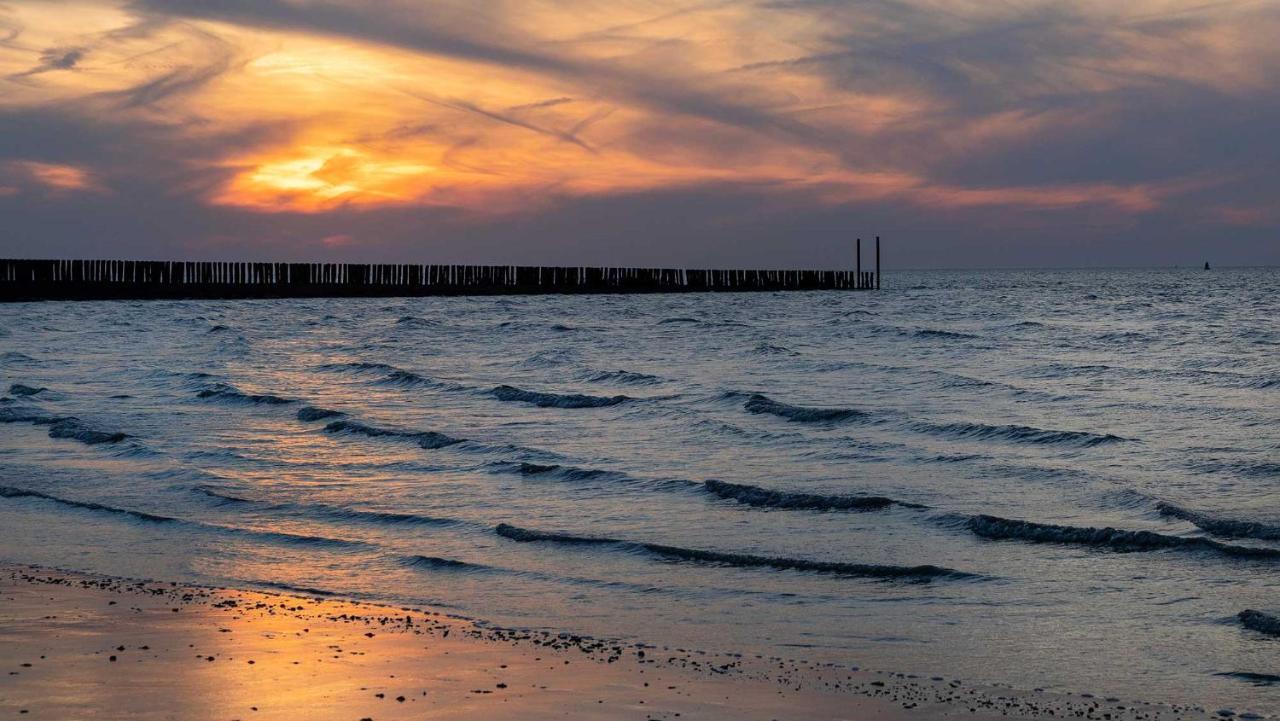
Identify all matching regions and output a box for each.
[1,267,1278,712]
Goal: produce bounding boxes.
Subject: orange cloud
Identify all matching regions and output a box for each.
[213,147,436,212]
[2,0,1268,223]
[3,161,106,194]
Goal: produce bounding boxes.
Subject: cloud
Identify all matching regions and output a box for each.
[1,161,106,194]
[0,0,1275,266]
[8,46,86,80]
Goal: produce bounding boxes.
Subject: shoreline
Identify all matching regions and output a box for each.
[0,563,1222,720]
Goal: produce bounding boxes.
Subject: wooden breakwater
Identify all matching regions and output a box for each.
[0,240,881,301]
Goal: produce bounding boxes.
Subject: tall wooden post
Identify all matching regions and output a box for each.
[856,238,862,288]
[875,236,881,290]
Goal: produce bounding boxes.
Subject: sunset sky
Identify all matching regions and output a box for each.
[1,0,1277,268]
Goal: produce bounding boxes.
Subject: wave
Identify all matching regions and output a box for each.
[910,420,1126,447]
[742,394,869,423]
[376,369,445,389]
[494,523,973,580]
[0,352,37,364]
[297,504,459,527]
[0,407,63,425]
[1191,459,1280,479]
[489,461,623,483]
[323,419,462,449]
[913,328,979,340]
[0,486,174,523]
[518,349,577,369]
[1216,671,1280,685]
[297,406,345,422]
[192,485,460,526]
[400,555,490,572]
[245,580,339,597]
[1025,362,1279,392]
[490,385,631,409]
[318,361,399,374]
[47,418,129,445]
[966,515,1280,559]
[317,362,454,390]
[0,407,129,445]
[8,384,48,397]
[703,480,925,512]
[217,525,365,549]
[1156,502,1280,541]
[1238,610,1280,636]
[193,486,253,505]
[583,369,663,386]
[195,383,293,405]
[752,343,799,356]
[396,315,441,327]
[1095,331,1151,343]
[1,485,365,549]
[658,317,700,325]
[933,374,997,390]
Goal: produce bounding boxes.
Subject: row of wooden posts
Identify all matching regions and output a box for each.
[0,239,882,301]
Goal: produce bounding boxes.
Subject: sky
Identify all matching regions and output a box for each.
[0,0,1277,269]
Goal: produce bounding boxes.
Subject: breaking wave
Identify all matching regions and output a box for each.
[966,515,1280,559]
[400,555,490,572]
[742,394,869,423]
[494,523,973,580]
[702,479,926,512]
[323,419,462,449]
[0,485,365,549]
[1156,502,1280,541]
[490,385,631,409]
[193,486,253,505]
[583,369,663,386]
[914,328,979,340]
[1238,609,1280,636]
[1216,671,1280,686]
[195,383,293,405]
[0,407,129,445]
[192,485,460,526]
[297,406,345,422]
[0,486,174,523]
[47,418,129,445]
[489,461,624,483]
[376,369,444,388]
[910,420,1127,447]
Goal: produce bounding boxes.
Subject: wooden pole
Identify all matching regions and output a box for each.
[856,238,862,289]
[875,236,881,290]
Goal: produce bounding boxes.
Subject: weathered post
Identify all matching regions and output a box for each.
[875,236,881,290]
[856,238,862,288]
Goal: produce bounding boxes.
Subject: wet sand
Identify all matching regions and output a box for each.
[0,564,1213,720]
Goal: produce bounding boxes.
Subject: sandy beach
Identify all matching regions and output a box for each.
[0,564,1215,721]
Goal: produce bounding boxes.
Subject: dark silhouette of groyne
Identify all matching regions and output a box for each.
[1,239,883,301]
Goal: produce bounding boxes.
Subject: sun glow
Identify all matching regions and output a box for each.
[216,148,436,212]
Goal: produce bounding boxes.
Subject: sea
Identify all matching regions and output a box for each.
[1,267,1277,713]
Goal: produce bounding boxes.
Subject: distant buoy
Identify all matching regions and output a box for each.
[1204,262,1211,270]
